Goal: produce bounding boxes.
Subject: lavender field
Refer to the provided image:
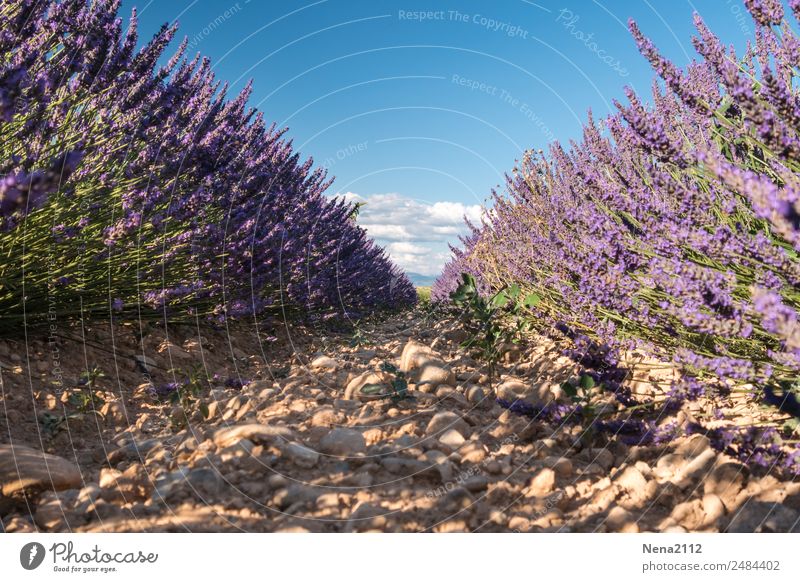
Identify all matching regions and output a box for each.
[1,0,799,544]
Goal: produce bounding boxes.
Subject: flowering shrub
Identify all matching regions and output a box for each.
[0,0,414,331]
[435,0,800,474]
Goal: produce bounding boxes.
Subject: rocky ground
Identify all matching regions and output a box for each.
[1,308,799,533]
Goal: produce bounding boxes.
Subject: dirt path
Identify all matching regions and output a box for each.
[0,309,798,532]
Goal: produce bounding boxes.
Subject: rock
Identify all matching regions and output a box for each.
[704,462,747,509]
[346,501,384,531]
[274,484,321,509]
[399,340,436,372]
[671,448,717,488]
[544,456,573,478]
[701,493,725,526]
[2,515,36,532]
[438,429,466,449]
[675,434,710,457]
[284,442,319,468]
[100,401,127,427]
[416,362,456,392]
[354,349,377,361]
[425,411,469,438]
[528,468,556,497]
[435,385,456,398]
[495,377,554,407]
[381,457,427,476]
[310,355,339,371]
[0,444,82,496]
[212,423,293,448]
[310,407,346,427]
[606,506,639,533]
[155,467,225,501]
[463,475,490,493]
[399,340,455,392]
[158,340,192,360]
[501,344,522,364]
[34,494,72,530]
[465,385,487,405]
[666,500,704,531]
[420,450,454,482]
[319,428,366,456]
[99,463,152,502]
[344,371,392,401]
[458,441,488,464]
[613,466,648,500]
[99,468,121,489]
[106,438,162,465]
[442,328,469,344]
[634,461,652,478]
[726,502,799,533]
[588,448,614,471]
[186,468,226,498]
[133,354,156,373]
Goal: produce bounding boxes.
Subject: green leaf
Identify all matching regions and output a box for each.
[199,402,210,419]
[507,284,521,300]
[523,293,540,308]
[490,291,509,309]
[561,381,577,399]
[360,383,385,395]
[381,362,398,374]
[579,374,595,390]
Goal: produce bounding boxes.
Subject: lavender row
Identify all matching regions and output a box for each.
[435,0,800,474]
[0,0,414,329]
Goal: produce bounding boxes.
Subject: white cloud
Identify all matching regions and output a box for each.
[385,241,430,255]
[332,192,484,277]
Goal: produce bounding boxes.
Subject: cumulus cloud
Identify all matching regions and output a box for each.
[334,192,483,277]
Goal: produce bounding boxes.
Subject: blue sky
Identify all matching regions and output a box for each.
[120,0,758,276]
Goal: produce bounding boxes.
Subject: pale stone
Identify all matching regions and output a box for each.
[0,444,82,496]
[319,428,366,456]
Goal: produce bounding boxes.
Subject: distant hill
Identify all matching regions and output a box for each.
[406,272,438,287]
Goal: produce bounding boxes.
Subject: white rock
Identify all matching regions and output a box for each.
[212,423,293,448]
[606,506,639,533]
[613,465,648,498]
[344,371,392,401]
[0,444,82,496]
[465,385,487,405]
[702,493,725,526]
[496,377,554,407]
[284,442,319,468]
[416,362,456,392]
[319,428,366,456]
[527,468,556,496]
[438,429,466,448]
[425,411,469,438]
[310,356,339,371]
[399,340,436,372]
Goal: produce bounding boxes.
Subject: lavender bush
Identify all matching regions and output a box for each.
[435,0,800,474]
[0,0,414,331]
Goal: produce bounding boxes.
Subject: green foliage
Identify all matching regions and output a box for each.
[68,365,106,413]
[168,365,210,429]
[416,286,432,303]
[450,273,537,384]
[361,361,413,403]
[349,325,371,348]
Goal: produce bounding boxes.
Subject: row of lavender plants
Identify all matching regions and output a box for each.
[0,0,414,332]
[434,0,800,474]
